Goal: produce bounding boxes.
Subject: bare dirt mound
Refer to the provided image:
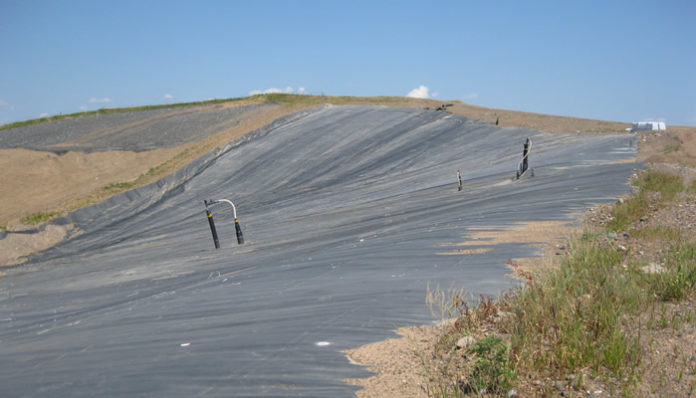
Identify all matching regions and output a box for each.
[0,147,179,226]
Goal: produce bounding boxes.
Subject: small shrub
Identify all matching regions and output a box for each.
[466,336,515,394]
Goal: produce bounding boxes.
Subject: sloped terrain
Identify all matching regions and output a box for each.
[0,102,274,152]
[0,101,286,228]
[0,105,638,396]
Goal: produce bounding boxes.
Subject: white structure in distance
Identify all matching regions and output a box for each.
[628,121,667,132]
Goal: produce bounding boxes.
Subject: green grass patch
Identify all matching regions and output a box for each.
[635,169,685,202]
[649,242,696,301]
[630,226,681,241]
[426,235,648,394]
[507,236,643,377]
[608,170,685,231]
[20,211,61,225]
[663,144,681,154]
[608,192,650,231]
[101,181,137,193]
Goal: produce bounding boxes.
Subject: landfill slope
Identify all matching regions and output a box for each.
[0,102,274,152]
[0,105,638,397]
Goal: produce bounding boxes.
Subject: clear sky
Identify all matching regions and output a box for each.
[1,0,695,126]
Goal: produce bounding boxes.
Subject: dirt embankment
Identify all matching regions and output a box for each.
[0,148,180,225]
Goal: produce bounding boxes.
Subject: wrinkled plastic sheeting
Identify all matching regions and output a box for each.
[0,106,639,397]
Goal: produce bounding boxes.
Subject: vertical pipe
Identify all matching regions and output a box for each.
[522,138,530,174]
[235,218,244,245]
[206,207,220,249]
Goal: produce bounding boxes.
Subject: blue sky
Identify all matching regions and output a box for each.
[1,0,695,126]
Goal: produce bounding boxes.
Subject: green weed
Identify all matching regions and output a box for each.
[608,170,685,231]
[649,243,696,301]
[466,336,515,394]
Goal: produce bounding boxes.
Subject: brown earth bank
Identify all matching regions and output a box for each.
[0,147,180,225]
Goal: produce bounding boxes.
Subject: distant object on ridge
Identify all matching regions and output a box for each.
[628,121,666,132]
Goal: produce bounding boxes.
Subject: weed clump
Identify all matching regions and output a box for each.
[465,336,514,395]
[650,243,696,301]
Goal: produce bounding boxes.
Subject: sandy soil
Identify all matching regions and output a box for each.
[434,220,579,277]
[0,148,180,226]
[0,224,79,266]
[345,326,439,398]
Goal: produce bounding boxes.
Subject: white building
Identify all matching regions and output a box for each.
[629,121,666,132]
